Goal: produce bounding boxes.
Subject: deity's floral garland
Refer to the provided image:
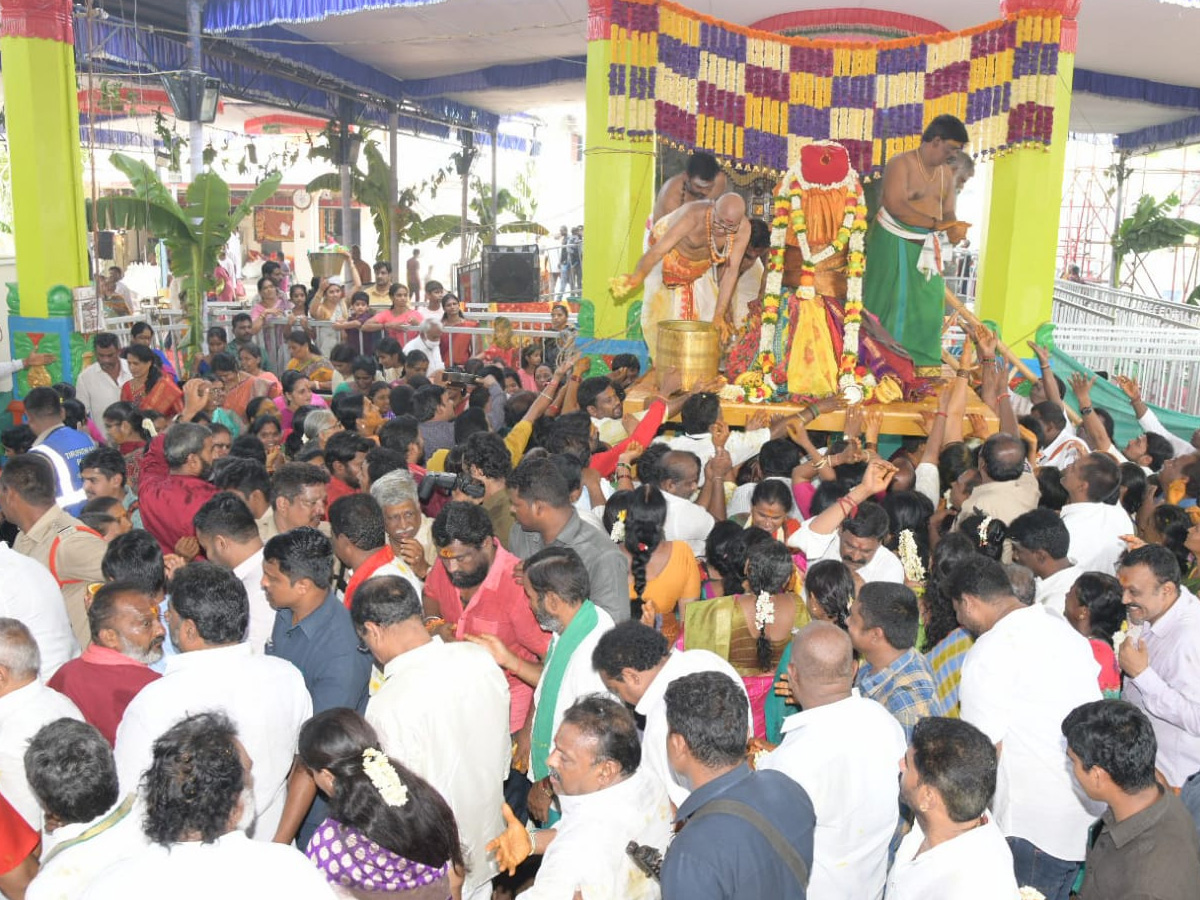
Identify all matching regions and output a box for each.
[737,147,869,401]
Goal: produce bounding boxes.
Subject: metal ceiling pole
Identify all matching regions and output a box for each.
[187,0,205,177]
[339,97,353,252]
[389,104,400,270]
[490,126,499,245]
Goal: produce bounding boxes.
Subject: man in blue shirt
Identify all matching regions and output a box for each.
[25,387,95,516]
[662,671,816,899]
[263,526,372,847]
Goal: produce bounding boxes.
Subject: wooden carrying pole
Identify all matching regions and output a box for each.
[943,285,1081,426]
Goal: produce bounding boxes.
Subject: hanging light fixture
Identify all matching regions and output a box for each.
[161,71,222,124]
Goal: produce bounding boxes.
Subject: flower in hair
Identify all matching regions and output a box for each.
[755,590,775,633]
[361,748,408,808]
[141,418,158,438]
[637,542,649,552]
[898,529,926,584]
[610,509,626,544]
[977,516,994,547]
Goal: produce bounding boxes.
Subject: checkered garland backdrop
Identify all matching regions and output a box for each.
[605,0,1063,177]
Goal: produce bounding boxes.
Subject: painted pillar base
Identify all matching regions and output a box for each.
[976,1,1079,345]
[581,0,656,350]
[6,284,85,397]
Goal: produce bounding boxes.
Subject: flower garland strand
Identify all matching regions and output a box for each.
[898,529,926,585]
[755,589,776,633]
[362,748,409,808]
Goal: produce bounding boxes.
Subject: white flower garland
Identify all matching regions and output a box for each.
[977,516,994,547]
[610,510,626,544]
[898,529,926,584]
[362,747,409,808]
[755,589,776,633]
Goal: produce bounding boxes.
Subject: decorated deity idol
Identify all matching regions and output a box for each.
[726,141,916,403]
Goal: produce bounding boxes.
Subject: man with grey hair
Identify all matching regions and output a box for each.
[0,618,83,828]
[402,317,444,374]
[759,622,906,900]
[370,468,436,575]
[1003,562,1037,607]
[137,420,218,557]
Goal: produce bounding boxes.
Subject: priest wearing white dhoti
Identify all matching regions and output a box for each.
[488,695,672,900]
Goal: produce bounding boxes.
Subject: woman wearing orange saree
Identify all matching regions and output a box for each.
[210,351,280,424]
[121,344,183,419]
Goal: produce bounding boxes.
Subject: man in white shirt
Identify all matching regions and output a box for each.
[113,563,312,842]
[727,439,801,521]
[1060,452,1134,576]
[1117,544,1200,789]
[788,461,906,585]
[650,451,719,557]
[24,719,146,900]
[492,696,671,900]
[762,622,907,900]
[950,557,1103,900]
[1008,509,1083,616]
[887,716,1020,900]
[1032,401,1089,471]
[401,319,445,374]
[75,333,131,425]
[658,393,773,477]
[0,543,78,681]
[354,575,510,900]
[85,712,334,900]
[194,492,273,653]
[0,619,83,828]
[592,620,748,807]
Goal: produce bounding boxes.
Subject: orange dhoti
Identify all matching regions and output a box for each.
[641,213,717,360]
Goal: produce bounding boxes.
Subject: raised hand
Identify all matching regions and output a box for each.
[860,459,898,495]
[1069,371,1095,405]
[864,408,884,445]
[486,804,532,876]
[1026,340,1050,367]
[745,410,770,432]
[966,412,989,439]
[843,404,865,441]
[709,420,730,450]
[972,323,998,360]
[1115,375,1142,404]
[618,440,644,467]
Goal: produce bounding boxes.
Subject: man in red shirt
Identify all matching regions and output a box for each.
[423,501,550,735]
[323,431,371,512]
[48,582,164,745]
[0,791,37,899]
[137,422,218,557]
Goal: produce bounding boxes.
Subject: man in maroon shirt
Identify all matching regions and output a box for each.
[138,421,218,557]
[47,581,163,745]
[423,501,550,736]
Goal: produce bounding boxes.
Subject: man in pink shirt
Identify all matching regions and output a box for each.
[423,501,550,734]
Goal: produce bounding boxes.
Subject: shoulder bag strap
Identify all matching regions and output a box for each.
[688,797,809,889]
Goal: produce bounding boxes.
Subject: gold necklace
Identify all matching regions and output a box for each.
[707,206,731,265]
[915,149,936,183]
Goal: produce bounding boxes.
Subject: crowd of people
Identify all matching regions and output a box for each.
[0,307,1199,900]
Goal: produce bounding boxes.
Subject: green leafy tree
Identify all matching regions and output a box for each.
[416,174,547,262]
[1112,193,1200,290]
[87,153,281,360]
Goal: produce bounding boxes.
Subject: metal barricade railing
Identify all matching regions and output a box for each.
[1051,324,1200,416]
[1053,280,1200,330]
[1050,296,1118,329]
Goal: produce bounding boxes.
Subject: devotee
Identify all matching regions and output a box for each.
[1062,700,1200,900]
[212,456,272,520]
[788,461,906,584]
[193,492,272,653]
[329,493,422,603]
[297,709,463,898]
[510,546,615,827]
[639,450,717,558]
[403,318,445,374]
[1,454,106,648]
[660,671,815,899]
[659,393,787,474]
[258,462,331,542]
[423,279,445,319]
[323,430,370,507]
[886,717,1020,899]
[461,431,517,550]
[1117,544,1200,789]
[406,250,421,302]
[423,501,549,738]
[1115,374,1198,459]
[863,114,968,374]
[352,575,509,900]
[759,621,907,900]
[848,582,943,738]
[0,538,77,682]
[1007,508,1082,616]
[75,333,130,425]
[1070,373,1175,473]
[113,562,311,843]
[954,432,1039,527]
[507,456,630,624]
[651,150,729,223]
[363,259,393,307]
[726,438,802,521]
[23,719,147,900]
[1032,401,1089,471]
[1060,451,1134,575]
[489,696,672,900]
[413,384,457,458]
[369,469,437,577]
[45,582,162,745]
[950,557,1103,899]
[0,619,84,828]
[438,293,476,368]
[592,620,745,807]
[615,193,751,347]
[80,446,141,526]
[228,313,263,364]
[86,713,335,899]
[607,352,641,391]
[24,386,94,515]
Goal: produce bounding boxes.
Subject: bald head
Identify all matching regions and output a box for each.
[790,621,854,706]
[713,192,746,226]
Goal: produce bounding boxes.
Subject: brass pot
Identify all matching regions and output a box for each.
[656,320,718,391]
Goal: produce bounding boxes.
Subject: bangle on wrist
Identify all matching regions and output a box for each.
[1079,405,1094,417]
[865,441,878,450]
[935,411,948,418]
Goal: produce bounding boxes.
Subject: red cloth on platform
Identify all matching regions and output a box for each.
[138,434,219,555]
[47,644,160,745]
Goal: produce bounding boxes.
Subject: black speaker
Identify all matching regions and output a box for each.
[483,245,540,303]
[96,230,115,260]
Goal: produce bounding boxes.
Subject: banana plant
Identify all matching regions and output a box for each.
[89,152,282,361]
